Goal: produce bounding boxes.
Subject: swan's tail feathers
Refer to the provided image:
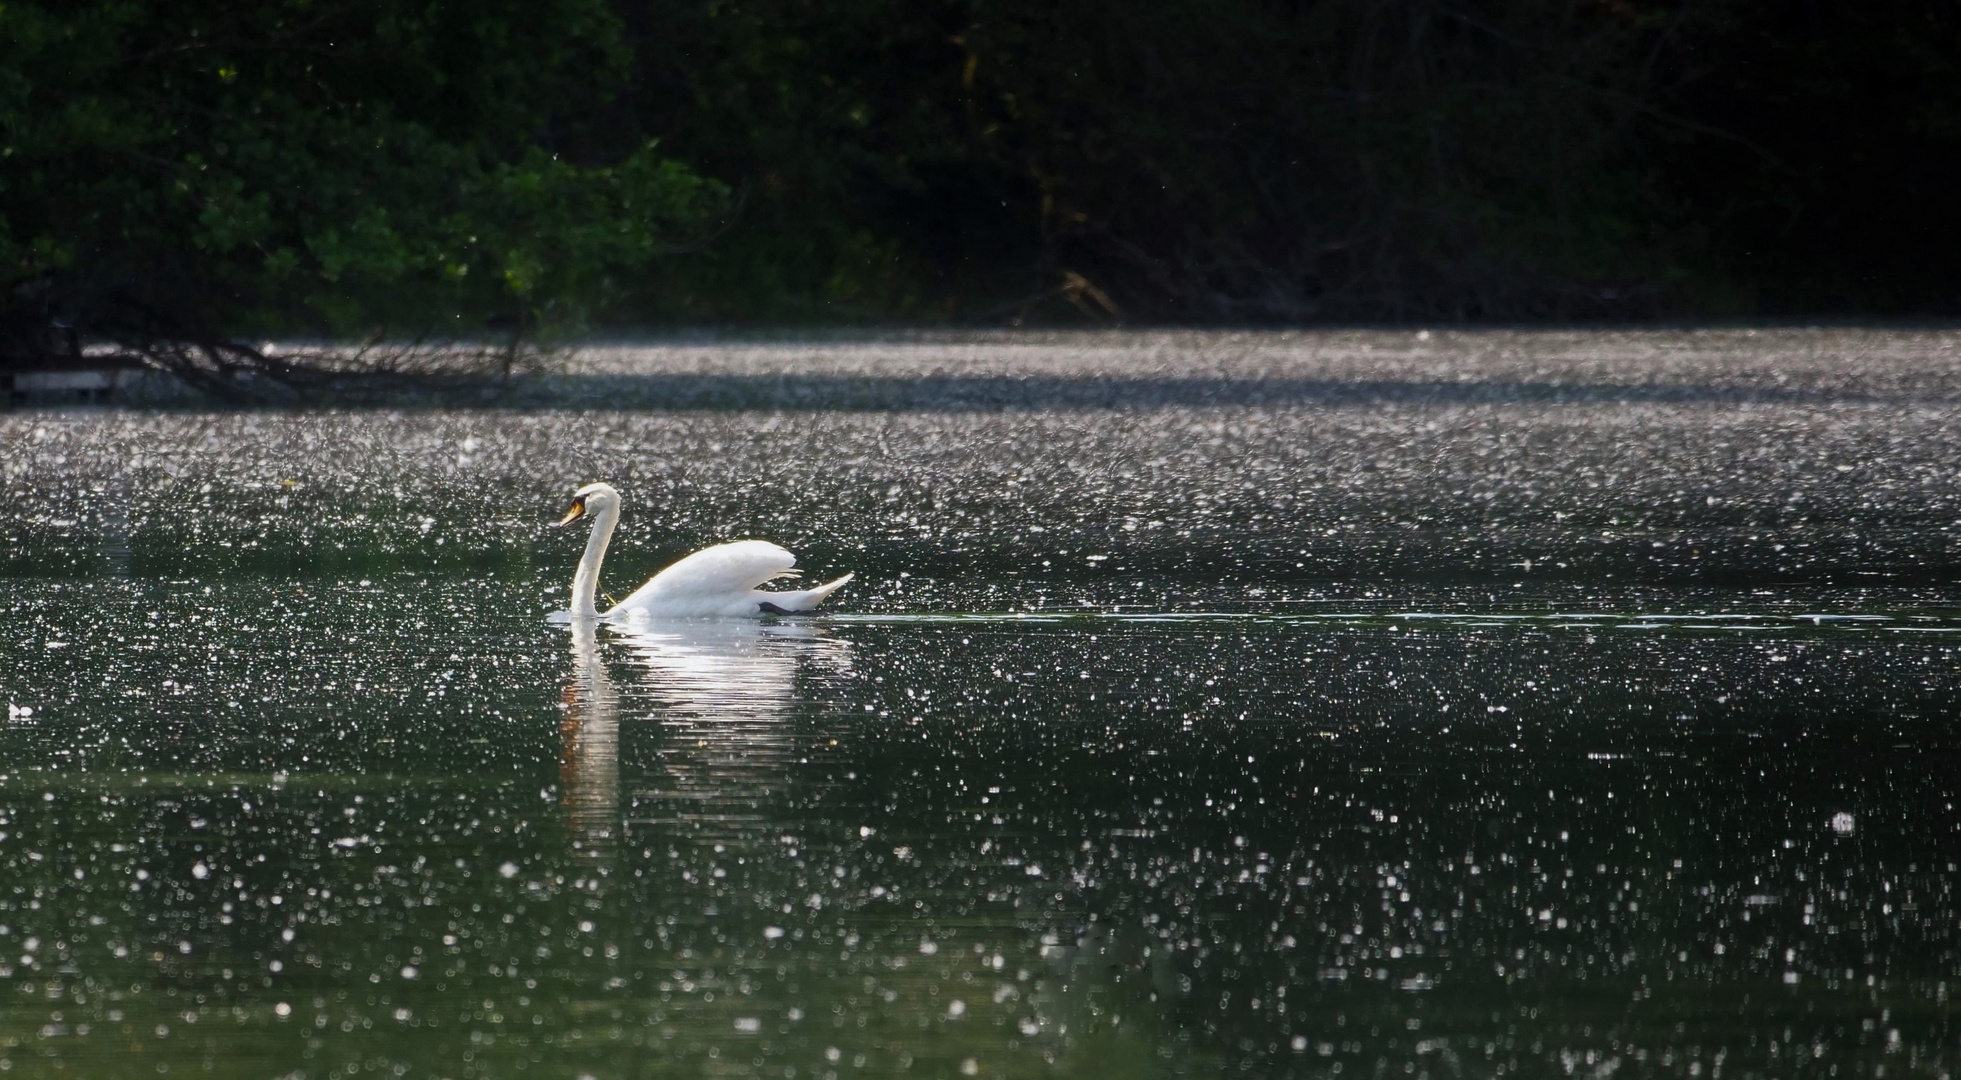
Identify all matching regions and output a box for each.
[806,571,854,605]
[760,571,855,614]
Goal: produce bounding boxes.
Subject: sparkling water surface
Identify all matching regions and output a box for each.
[2,330,1959,1078]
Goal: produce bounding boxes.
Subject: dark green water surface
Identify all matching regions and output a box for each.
[4,333,1961,1078]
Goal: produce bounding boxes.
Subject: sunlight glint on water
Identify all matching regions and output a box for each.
[4,336,1961,1077]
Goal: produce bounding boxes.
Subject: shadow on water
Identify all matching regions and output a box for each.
[50,371,1951,412]
[420,373,1931,411]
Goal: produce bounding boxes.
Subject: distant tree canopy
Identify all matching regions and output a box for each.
[0,0,723,383]
[619,0,1961,322]
[3,0,1959,373]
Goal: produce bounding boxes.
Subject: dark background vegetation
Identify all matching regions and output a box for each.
[3,0,1959,369]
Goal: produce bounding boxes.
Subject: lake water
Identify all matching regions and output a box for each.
[2,329,1959,1078]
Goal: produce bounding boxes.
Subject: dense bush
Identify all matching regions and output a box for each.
[4,0,1958,369]
[0,0,722,378]
[619,0,1961,322]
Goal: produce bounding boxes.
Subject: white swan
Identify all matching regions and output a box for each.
[553,482,853,620]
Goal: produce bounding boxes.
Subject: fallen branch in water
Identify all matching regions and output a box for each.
[1,283,554,404]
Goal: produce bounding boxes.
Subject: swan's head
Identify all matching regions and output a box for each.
[555,482,621,527]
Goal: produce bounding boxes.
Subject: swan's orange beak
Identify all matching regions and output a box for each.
[554,499,587,527]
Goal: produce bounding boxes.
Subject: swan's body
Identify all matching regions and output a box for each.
[556,482,852,620]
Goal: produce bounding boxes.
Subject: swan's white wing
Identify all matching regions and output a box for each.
[610,540,796,616]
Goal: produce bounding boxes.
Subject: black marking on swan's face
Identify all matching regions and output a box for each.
[555,493,589,527]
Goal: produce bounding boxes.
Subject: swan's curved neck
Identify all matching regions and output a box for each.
[571,500,621,619]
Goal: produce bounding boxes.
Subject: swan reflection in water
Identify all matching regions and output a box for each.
[558,618,851,864]
[557,623,1140,1063]
[559,620,622,862]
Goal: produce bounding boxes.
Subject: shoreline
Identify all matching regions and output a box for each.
[7,325,1960,409]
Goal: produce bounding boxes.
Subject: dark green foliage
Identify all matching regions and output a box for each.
[5,0,1960,358]
[938,0,1678,319]
[617,0,987,320]
[617,0,1686,320]
[619,0,1961,322]
[0,0,724,361]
